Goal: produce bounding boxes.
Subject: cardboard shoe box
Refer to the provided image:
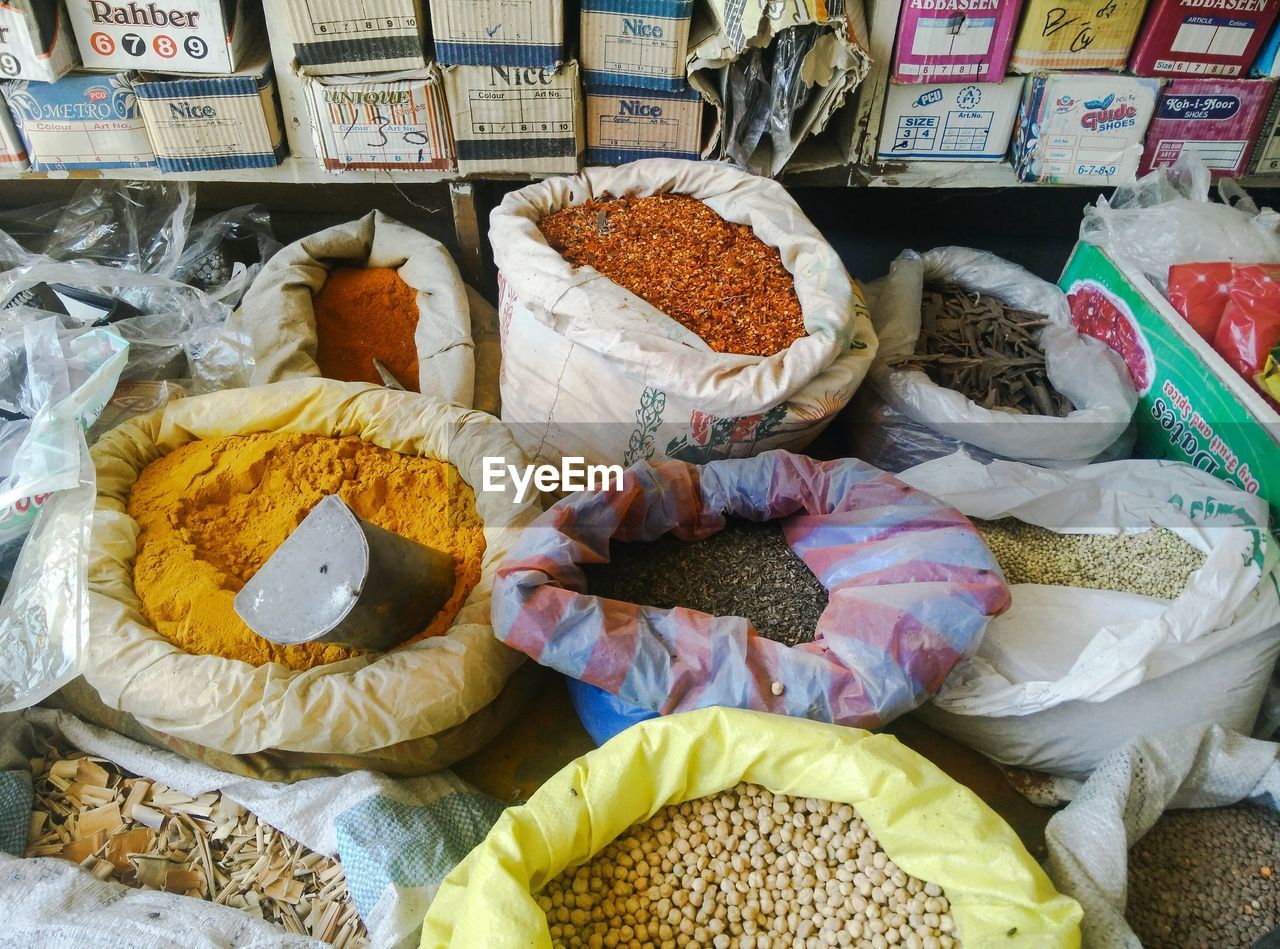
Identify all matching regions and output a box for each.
[586,83,706,163]
[1249,86,1280,171]
[431,0,565,67]
[1010,0,1148,71]
[1060,239,1280,521]
[65,0,251,73]
[1011,72,1162,183]
[0,90,28,168]
[132,41,285,171]
[303,65,455,172]
[271,0,427,76]
[0,1,78,82]
[582,0,693,90]
[891,0,1022,83]
[1130,0,1280,76]
[877,77,1024,160]
[1138,76,1273,175]
[442,61,583,174]
[4,70,154,169]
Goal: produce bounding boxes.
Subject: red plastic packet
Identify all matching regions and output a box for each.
[1214,264,1280,386]
[1168,262,1234,343]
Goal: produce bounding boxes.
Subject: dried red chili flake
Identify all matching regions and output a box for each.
[537,193,806,358]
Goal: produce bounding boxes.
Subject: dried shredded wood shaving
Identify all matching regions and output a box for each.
[24,740,368,947]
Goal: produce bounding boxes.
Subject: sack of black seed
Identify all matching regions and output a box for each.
[1045,724,1280,949]
[491,450,1011,730]
[864,246,1138,468]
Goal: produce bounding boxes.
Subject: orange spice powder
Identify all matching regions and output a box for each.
[314,267,421,390]
[537,194,806,357]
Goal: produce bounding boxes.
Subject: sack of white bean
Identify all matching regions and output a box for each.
[898,452,1280,778]
[420,706,1083,948]
[864,247,1138,468]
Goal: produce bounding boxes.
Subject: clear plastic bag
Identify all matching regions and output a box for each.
[0,181,193,276]
[171,205,281,308]
[1080,151,1280,293]
[0,260,245,394]
[0,314,128,711]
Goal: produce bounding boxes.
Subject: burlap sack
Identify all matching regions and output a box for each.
[490,158,878,468]
[81,378,538,776]
[230,211,500,414]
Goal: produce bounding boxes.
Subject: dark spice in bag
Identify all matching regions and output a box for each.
[581,518,828,647]
[891,283,1074,417]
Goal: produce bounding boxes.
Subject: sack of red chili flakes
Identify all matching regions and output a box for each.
[489,159,878,468]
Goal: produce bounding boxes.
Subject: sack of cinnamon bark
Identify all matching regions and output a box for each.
[490,159,878,469]
[226,211,500,414]
[864,246,1138,468]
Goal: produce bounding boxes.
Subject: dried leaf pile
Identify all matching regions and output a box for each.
[538,194,806,357]
[24,741,369,947]
[891,283,1074,417]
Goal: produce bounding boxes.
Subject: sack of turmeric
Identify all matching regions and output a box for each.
[226,211,501,415]
[75,378,540,777]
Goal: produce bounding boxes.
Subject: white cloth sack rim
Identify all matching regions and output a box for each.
[489,158,873,417]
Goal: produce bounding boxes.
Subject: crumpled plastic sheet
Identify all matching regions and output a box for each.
[493,450,1011,728]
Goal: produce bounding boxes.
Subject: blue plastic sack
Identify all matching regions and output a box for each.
[564,676,658,745]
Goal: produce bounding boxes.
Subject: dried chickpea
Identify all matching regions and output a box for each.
[536,784,959,948]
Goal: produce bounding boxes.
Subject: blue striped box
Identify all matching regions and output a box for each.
[586,83,704,163]
[431,0,565,67]
[581,0,693,91]
[4,71,155,170]
[131,43,285,172]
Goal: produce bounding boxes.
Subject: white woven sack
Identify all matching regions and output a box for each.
[900,452,1280,778]
[489,159,878,468]
[866,247,1138,466]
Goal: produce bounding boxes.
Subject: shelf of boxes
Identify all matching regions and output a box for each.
[3,0,1280,189]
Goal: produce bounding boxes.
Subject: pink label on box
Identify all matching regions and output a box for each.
[892,0,1023,82]
[1139,77,1275,175]
[1130,0,1280,76]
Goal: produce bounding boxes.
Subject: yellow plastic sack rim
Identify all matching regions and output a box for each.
[421,707,1082,948]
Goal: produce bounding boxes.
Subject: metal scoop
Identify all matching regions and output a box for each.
[233,495,455,652]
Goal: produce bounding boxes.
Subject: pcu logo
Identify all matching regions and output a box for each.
[87,86,108,102]
[913,88,944,108]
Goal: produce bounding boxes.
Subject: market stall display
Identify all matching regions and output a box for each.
[491,159,877,468]
[77,379,541,777]
[493,450,1010,731]
[901,452,1280,778]
[866,246,1138,468]
[421,707,1083,946]
[229,212,495,409]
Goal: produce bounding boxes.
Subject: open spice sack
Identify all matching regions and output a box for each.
[1044,724,1280,949]
[490,159,877,469]
[492,450,1011,729]
[898,452,1280,779]
[420,707,1083,948]
[227,210,500,413]
[66,378,540,778]
[0,707,504,948]
[864,247,1138,468]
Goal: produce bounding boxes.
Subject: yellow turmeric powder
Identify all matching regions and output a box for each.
[128,432,486,671]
